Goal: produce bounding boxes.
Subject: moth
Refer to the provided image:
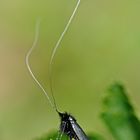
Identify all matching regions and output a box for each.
[58,112,88,140]
[25,0,89,140]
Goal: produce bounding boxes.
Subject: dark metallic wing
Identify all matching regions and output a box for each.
[69,116,89,140]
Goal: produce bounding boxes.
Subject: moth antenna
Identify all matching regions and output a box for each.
[25,19,55,110]
[49,0,81,113]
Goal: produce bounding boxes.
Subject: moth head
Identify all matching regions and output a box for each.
[58,112,69,121]
[58,112,76,122]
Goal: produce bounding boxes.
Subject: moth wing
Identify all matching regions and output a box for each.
[70,120,89,140]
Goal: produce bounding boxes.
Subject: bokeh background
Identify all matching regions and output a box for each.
[0,0,140,140]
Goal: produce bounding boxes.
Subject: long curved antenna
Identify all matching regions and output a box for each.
[25,19,55,109]
[49,0,81,112]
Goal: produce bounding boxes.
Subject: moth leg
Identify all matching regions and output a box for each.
[69,135,73,140]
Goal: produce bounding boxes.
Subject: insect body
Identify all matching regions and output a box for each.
[25,0,89,140]
[58,112,89,140]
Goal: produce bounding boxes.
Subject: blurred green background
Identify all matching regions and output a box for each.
[0,0,140,140]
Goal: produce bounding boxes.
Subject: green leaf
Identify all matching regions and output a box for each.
[34,131,68,140]
[88,133,106,140]
[34,131,106,140]
[101,83,140,140]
